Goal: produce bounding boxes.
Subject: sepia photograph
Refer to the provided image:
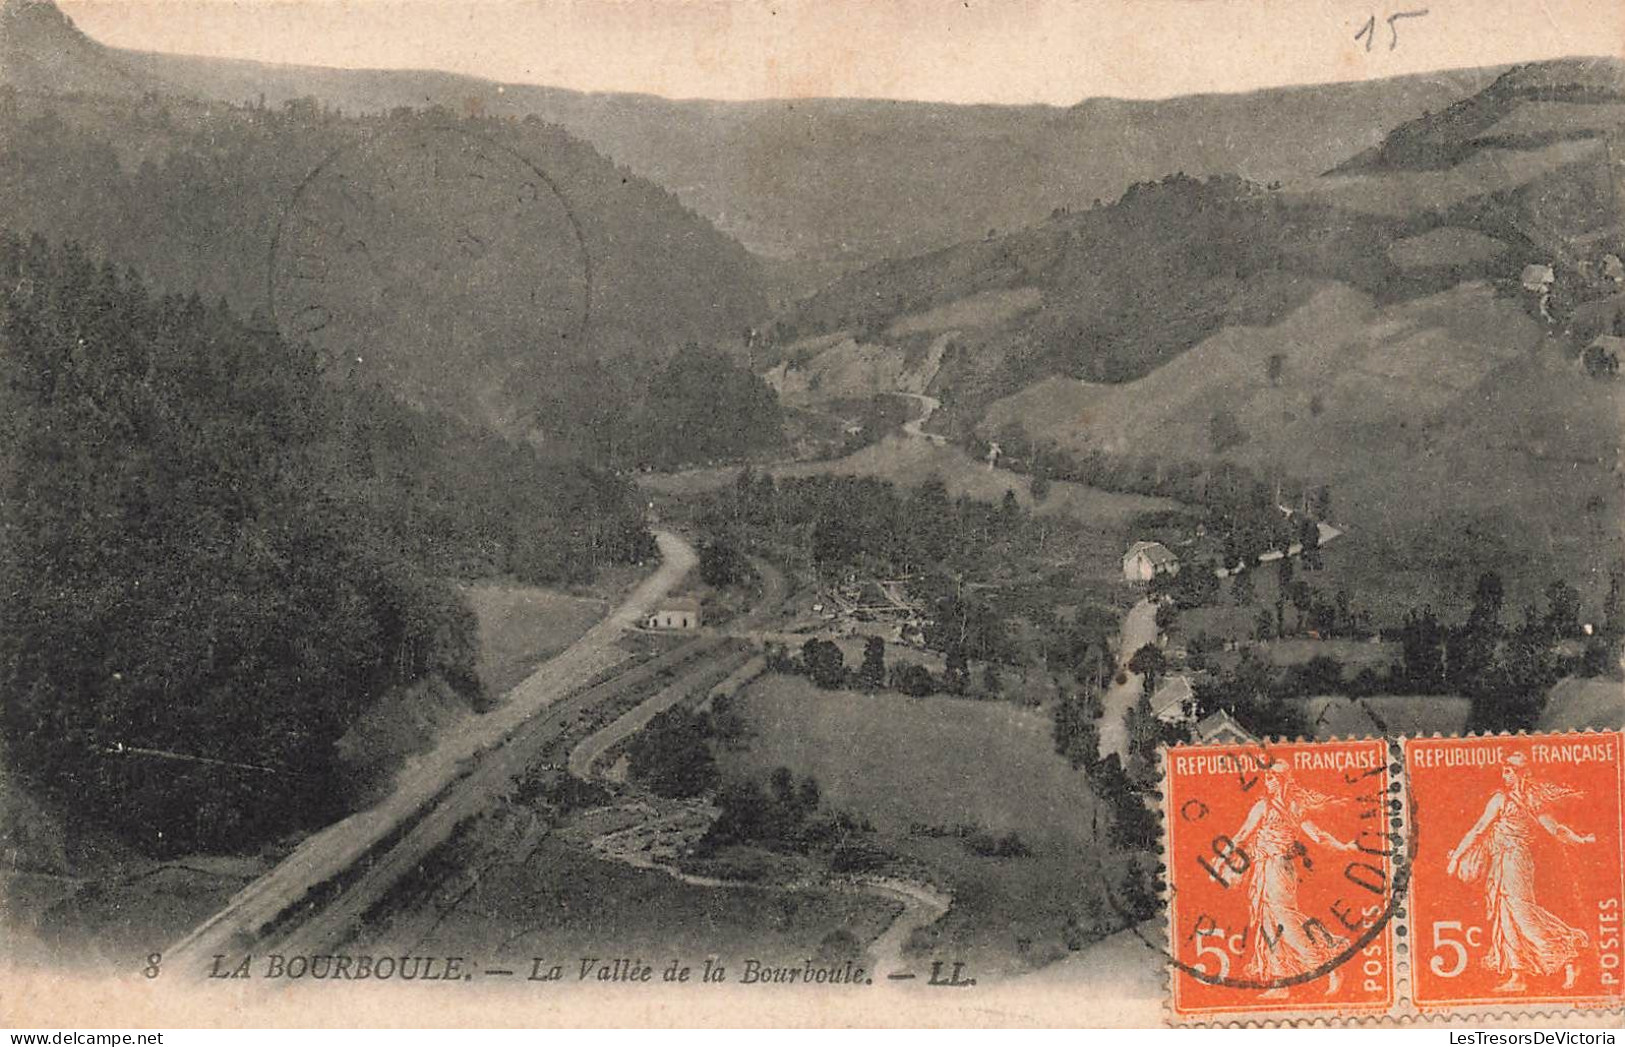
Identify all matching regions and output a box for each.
[0,0,1621,1030]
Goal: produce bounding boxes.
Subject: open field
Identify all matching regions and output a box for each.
[1541,676,1625,732]
[722,675,1101,846]
[775,436,1180,527]
[1261,638,1399,667]
[984,279,1623,616]
[641,437,1180,534]
[1386,227,1508,270]
[718,674,1133,975]
[463,582,613,695]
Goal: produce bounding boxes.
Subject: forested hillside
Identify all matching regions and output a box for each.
[0,87,770,434]
[0,235,654,853]
[100,33,1499,283]
[771,174,1443,402]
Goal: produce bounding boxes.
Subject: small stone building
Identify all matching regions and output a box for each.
[648,597,702,630]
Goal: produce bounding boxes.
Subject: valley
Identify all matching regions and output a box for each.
[1,0,1622,1010]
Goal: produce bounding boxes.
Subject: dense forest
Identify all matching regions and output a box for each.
[0,87,770,434]
[531,342,785,469]
[0,234,654,853]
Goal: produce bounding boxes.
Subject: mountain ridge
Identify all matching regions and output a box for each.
[5,0,1506,287]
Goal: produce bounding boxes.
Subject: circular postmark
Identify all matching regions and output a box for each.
[1101,737,1413,1012]
[268,123,591,414]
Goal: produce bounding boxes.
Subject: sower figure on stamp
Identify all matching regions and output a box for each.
[1230,760,1360,999]
[1445,752,1595,993]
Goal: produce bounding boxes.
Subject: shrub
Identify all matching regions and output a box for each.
[1209,409,1248,453]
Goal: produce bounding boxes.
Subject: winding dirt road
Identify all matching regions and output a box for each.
[898,392,945,446]
[1097,598,1158,758]
[165,530,698,974]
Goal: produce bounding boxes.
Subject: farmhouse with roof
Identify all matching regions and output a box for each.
[1122,541,1180,584]
[1193,709,1256,746]
[1150,674,1196,725]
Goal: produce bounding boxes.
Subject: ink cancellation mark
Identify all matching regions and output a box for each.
[267,123,591,378]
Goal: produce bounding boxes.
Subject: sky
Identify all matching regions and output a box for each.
[57,0,1623,106]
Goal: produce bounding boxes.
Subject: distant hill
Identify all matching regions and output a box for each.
[129,58,1504,287]
[769,56,1625,412]
[0,0,159,95]
[761,58,1625,610]
[1333,57,1625,174]
[769,172,1424,414]
[4,0,1499,287]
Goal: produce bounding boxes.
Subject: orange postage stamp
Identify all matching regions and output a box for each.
[1405,732,1625,1015]
[1163,738,1401,1022]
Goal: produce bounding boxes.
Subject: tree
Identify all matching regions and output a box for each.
[1266,353,1285,387]
[1275,556,1294,636]
[1603,561,1625,639]
[1209,409,1248,453]
[1052,692,1101,770]
[1289,580,1314,631]
[1399,608,1448,692]
[1308,599,1337,638]
[980,664,1002,697]
[628,709,718,798]
[1276,554,1294,592]
[1127,643,1167,698]
[801,639,847,690]
[944,648,971,695]
[858,636,886,691]
[633,343,785,468]
[1173,560,1219,608]
[1467,630,1553,734]
[699,537,748,588]
[1232,569,1256,606]
[1254,608,1275,641]
[1469,571,1505,634]
[1310,485,1333,520]
[1544,580,1582,641]
[890,662,937,697]
[1298,515,1322,570]
[1123,688,1162,789]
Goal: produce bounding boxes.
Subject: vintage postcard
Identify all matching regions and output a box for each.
[2,0,1624,1030]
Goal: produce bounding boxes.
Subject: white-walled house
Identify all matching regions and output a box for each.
[1122,541,1180,584]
